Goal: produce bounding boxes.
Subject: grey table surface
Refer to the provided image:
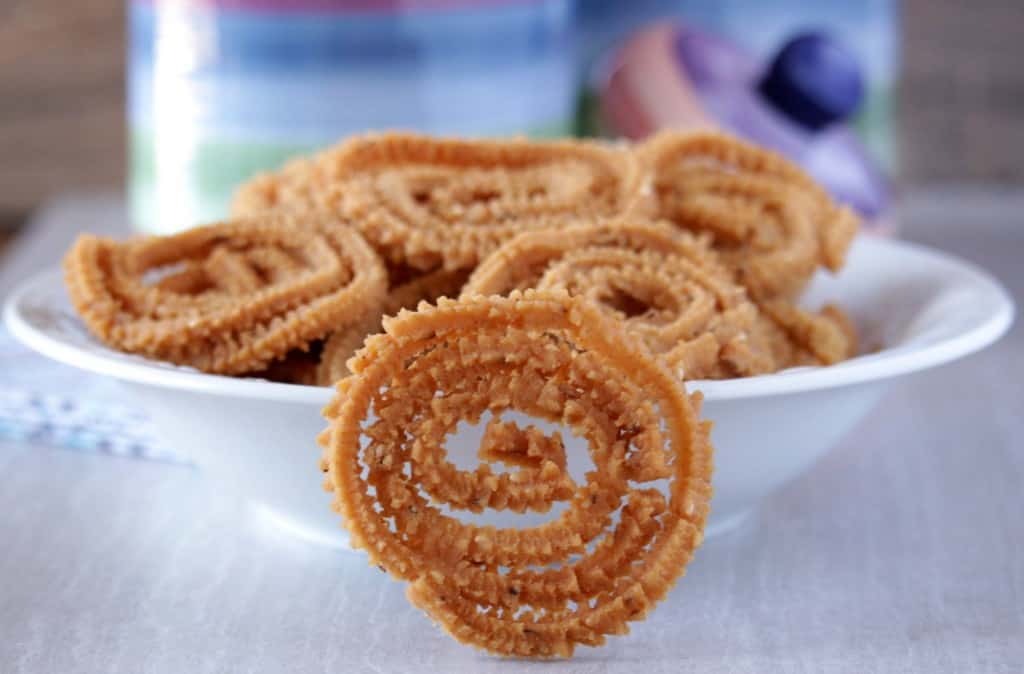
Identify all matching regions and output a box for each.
[0,191,1021,674]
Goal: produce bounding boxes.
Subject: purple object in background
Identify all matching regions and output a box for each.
[702,31,888,220]
[601,22,891,227]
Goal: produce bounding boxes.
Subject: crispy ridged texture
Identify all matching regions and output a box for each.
[234,129,858,299]
[232,132,641,271]
[315,265,471,385]
[319,292,713,657]
[463,221,817,379]
[63,213,387,375]
[383,266,471,317]
[757,300,859,366]
[633,130,859,300]
[232,131,860,374]
[75,131,860,382]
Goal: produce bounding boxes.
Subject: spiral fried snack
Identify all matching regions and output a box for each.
[319,293,713,657]
[634,131,859,299]
[64,214,387,375]
[462,222,770,379]
[233,132,639,271]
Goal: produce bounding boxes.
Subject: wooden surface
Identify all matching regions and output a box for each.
[0,191,1021,673]
[1,0,1023,216]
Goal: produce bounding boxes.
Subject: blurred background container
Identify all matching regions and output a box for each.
[0,0,1021,237]
[128,0,576,232]
[578,1,896,231]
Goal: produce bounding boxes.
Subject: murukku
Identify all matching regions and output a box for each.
[232,132,640,271]
[756,300,859,368]
[462,222,767,379]
[64,213,387,375]
[229,155,326,217]
[633,131,859,299]
[319,292,713,657]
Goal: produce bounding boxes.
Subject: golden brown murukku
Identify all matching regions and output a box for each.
[756,300,859,367]
[724,299,858,373]
[634,131,859,299]
[71,130,861,389]
[232,132,640,271]
[462,222,769,379]
[64,213,387,375]
[229,155,325,217]
[319,292,713,657]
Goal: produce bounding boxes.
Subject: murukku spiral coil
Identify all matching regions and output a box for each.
[64,213,387,375]
[634,131,859,299]
[462,222,775,379]
[319,292,713,657]
[233,132,640,271]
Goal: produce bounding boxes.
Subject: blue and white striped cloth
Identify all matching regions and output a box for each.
[0,329,187,464]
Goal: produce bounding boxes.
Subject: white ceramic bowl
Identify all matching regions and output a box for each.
[4,237,1014,547]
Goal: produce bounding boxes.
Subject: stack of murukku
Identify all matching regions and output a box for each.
[67,131,856,382]
[63,130,859,658]
[228,130,858,382]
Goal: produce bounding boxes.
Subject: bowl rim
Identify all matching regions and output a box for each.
[3,237,1014,404]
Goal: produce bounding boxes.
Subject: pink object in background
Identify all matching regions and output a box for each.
[603,24,714,138]
[598,21,893,234]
